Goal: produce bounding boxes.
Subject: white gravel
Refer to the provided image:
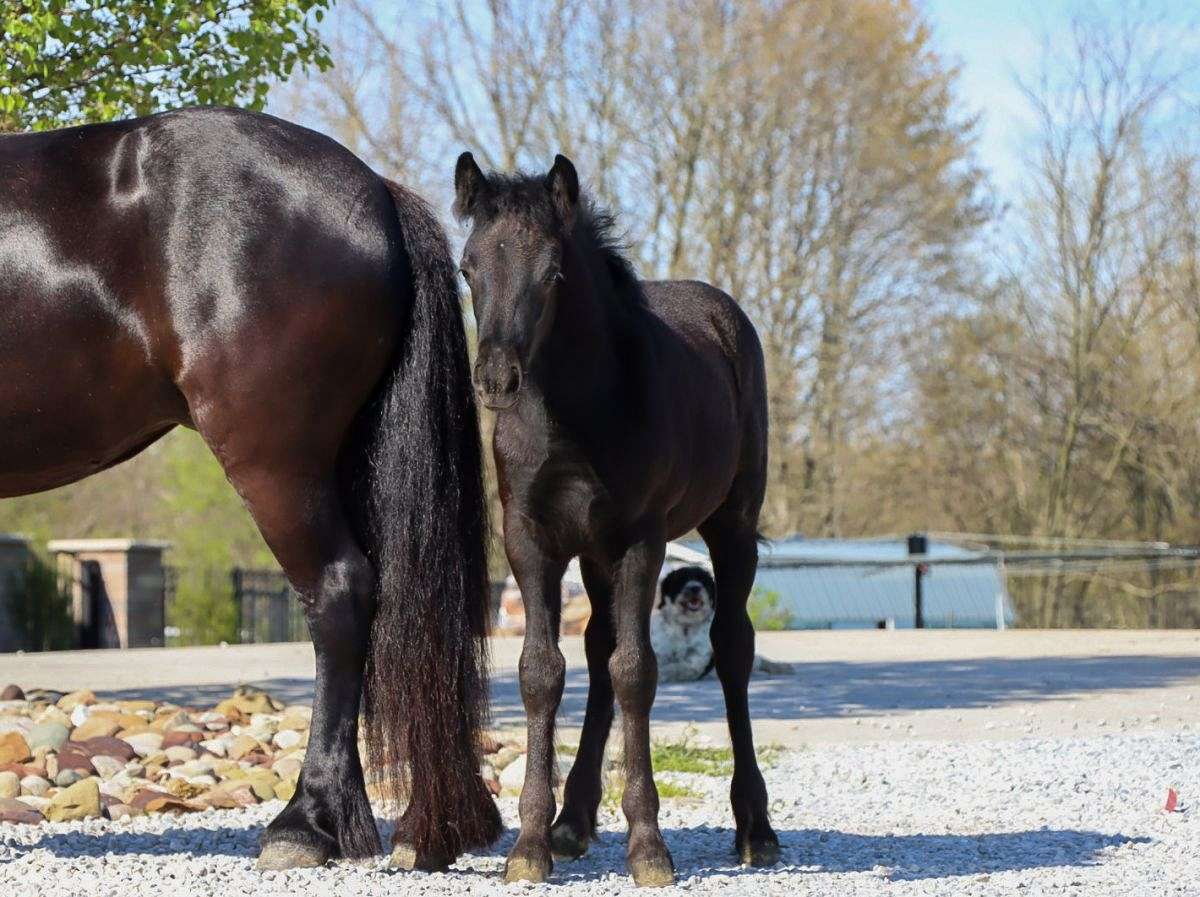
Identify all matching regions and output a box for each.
[1,731,1195,896]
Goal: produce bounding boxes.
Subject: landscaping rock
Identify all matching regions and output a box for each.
[69,717,120,742]
[55,769,83,787]
[272,729,302,751]
[56,690,96,712]
[0,685,25,702]
[163,745,197,764]
[0,770,19,798]
[26,721,69,753]
[162,729,204,749]
[77,735,136,761]
[55,745,96,774]
[0,731,31,765]
[90,755,125,780]
[0,796,42,824]
[46,777,101,821]
[227,734,261,761]
[123,732,164,758]
[19,775,49,797]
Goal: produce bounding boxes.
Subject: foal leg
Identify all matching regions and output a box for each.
[551,558,616,858]
[229,469,378,868]
[610,536,674,888]
[504,541,568,884]
[698,518,780,866]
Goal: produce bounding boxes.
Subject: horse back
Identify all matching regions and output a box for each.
[0,108,404,496]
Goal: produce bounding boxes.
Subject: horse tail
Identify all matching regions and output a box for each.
[353,178,500,861]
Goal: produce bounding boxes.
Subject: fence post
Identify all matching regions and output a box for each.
[907,533,927,629]
[231,568,244,644]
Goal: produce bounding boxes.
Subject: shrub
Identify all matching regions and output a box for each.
[747,587,794,631]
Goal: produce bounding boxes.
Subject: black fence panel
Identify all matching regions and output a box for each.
[232,568,309,644]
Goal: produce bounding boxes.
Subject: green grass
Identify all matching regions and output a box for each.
[655,779,703,800]
[651,741,735,776]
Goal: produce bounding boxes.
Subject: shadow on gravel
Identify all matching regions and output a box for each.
[18,824,268,859]
[20,823,1146,883]
[549,825,1148,883]
[96,678,318,707]
[492,653,1200,727]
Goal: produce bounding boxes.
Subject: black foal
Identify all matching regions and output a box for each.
[454,152,779,887]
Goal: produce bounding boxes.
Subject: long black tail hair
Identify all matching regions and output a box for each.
[351,178,500,861]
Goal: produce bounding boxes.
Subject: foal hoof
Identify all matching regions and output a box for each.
[629,856,675,888]
[257,841,328,870]
[504,853,552,883]
[550,822,590,860]
[389,841,451,872]
[739,836,781,867]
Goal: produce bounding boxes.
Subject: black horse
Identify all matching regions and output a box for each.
[0,107,500,870]
[454,152,779,887]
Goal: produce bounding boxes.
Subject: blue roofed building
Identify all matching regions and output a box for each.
[667,535,1013,630]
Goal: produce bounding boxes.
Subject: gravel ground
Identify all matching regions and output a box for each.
[1,730,1194,896]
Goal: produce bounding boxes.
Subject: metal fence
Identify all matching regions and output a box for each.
[743,533,1200,630]
[232,568,308,643]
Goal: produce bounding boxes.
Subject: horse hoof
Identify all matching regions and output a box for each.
[504,854,551,883]
[739,837,781,867]
[629,856,675,888]
[389,842,451,872]
[550,823,590,859]
[257,841,328,870]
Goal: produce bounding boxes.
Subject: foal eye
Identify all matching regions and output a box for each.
[546,271,563,285]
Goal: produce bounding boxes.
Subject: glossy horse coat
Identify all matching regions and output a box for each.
[455,152,780,886]
[0,108,499,869]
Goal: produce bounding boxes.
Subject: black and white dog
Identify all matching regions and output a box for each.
[651,567,719,682]
[651,565,795,682]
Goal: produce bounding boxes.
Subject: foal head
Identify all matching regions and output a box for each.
[453,152,580,410]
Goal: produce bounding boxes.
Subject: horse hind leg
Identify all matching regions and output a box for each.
[698,514,780,866]
[215,463,379,868]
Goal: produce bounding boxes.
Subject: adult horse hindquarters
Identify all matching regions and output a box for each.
[0,108,500,869]
[455,152,780,887]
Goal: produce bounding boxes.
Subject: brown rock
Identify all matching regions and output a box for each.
[0,796,42,824]
[0,685,25,702]
[76,736,137,762]
[128,787,170,810]
[116,724,155,739]
[162,730,204,749]
[55,745,96,775]
[144,795,201,814]
[0,732,31,765]
[56,690,96,711]
[69,718,120,742]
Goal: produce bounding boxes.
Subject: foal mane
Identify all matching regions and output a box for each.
[469,170,645,310]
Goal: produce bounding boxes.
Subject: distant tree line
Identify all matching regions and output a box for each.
[4,1,1200,629]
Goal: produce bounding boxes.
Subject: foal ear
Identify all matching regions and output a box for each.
[453,151,487,220]
[545,153,580,230]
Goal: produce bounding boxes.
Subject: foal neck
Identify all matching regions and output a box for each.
[536,240,639,405]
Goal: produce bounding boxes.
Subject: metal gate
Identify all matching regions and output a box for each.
[232,568,308,643]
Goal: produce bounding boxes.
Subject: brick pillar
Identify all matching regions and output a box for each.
[47,540,170,649]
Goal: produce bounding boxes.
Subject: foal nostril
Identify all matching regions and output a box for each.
[504,365,522,394]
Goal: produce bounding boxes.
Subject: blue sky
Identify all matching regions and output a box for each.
[921,0,1198,196]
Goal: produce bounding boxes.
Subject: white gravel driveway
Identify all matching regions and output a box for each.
[1,630,1198,894]
[1,729,1195,896]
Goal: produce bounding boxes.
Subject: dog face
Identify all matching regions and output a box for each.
[657,566,716,629]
